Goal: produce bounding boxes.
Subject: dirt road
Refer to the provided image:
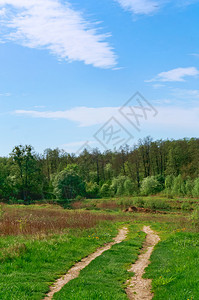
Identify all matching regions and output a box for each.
[44,227,128,299]
[126,226,160,300]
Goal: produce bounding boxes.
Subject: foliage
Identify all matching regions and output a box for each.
[190,207,199,227]
[53,164,85,199]
[100,183,111,197]
[86,182,99,198]
[1,138,199,201]
[181,202,192,211]
[171,174,186,196]
[140,176,161,196]
[192,178,199,197]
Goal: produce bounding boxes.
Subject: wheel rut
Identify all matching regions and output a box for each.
[44,227,128,299]
[126,226,160,300]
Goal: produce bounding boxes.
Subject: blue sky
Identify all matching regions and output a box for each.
[0,0,199,156]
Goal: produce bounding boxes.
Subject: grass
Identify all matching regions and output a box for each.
[71,195,199,213]
[0,205,124,300]
[0,204,120,235]
[1,203,199,299]
[142,221,199,300]
[53,224,145,300]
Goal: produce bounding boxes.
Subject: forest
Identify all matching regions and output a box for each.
[0,136,199,203]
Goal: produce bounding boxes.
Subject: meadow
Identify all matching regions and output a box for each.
[0,197,199,299]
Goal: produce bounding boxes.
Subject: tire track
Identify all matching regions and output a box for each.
[126,226,160,300]
[44,227,128,299]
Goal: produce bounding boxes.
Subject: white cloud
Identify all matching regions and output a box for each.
[14,104,199,133]
[115,0,199,15]
[0,0,117,68]
[14,106,120,127]
[171,88,199,100]
[0,92,11,96]
[190,53,199,57]
[152,83,165,89]
[146,67,199,82]
[115,0,159,15]
[0,7,6,15]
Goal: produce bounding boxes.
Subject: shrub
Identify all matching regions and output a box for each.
[165,175,175,190]
[190,207,199,227]
[171,175,186,196]
[53,164,85,199]
[124,179,136,196]
[133,197,144,208]
[144,199,170,210]
[185,178,194,197]
[100,183,110,197]
[86,182,99,198]
[181,202,192,211]
[140,176,161,196]
[110,176,126,196]
[192,178,199,197]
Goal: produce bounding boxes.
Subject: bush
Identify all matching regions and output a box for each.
[171,175,186,196]
[144,199,170,210]
[124,179,135,196]
[181,202,192,211]
[192,178,199,197]
[133,197,144,208]
[100,184,110,197]
[185,178,194,197]
[86,182,99,198]
[190,208,199,227]
[110,176,126,196]
[53,164,85,199]
[140,176,161,196]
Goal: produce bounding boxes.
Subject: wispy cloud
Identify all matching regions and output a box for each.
[115,0,199,16]
[14,106,120,127]
[146,67,199,82]
[115,0,159,15]
[171,88,199,100]
[14,104,199,133]
[0,92,11,96]
[0,0,117,68]
[190,53,199,58]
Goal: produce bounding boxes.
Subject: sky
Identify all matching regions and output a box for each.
[0,0,199,156]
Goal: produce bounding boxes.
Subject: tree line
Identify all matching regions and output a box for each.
[0,136,199,203]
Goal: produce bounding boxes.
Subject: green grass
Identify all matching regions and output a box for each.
[1,203,199,300]
[53,224,145,300]
[72,195,199,213]
[144,228,199,300]
[0,222,119,300]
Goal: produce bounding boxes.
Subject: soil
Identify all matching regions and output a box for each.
[126,226,160,300]
[44,227,128,299]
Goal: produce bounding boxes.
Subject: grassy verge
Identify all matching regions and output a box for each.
[53,224,145,300]
[144,224,199,300]
[0,222,119,300]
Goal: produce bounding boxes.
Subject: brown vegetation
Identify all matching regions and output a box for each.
[0,205,118,236]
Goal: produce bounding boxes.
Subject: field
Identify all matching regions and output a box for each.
[0,197,199,300]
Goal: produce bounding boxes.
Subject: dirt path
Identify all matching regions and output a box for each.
[126,226,160,300]
[44,227,128,300]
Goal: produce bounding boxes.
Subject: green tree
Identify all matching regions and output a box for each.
[53,164,85,199]
[140,176,161,196]
[100,183,110,197]
[86,182,99,198]
[10,145,43,201]
[171,175,186,196]
[192,178,199,197]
